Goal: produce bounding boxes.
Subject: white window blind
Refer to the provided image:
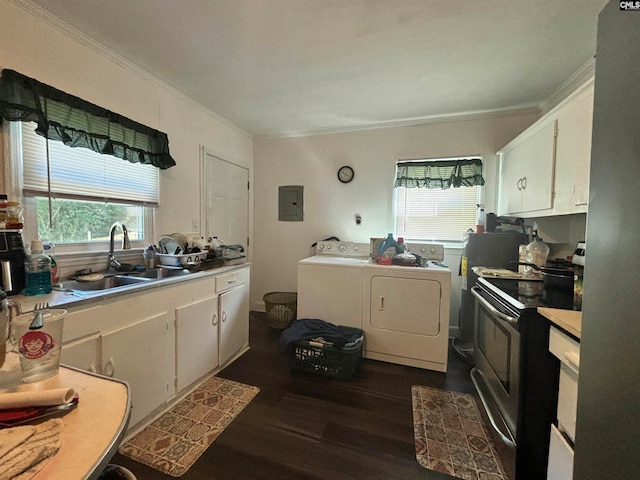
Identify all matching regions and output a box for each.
[395,185,479,242]
[21,122,159,206]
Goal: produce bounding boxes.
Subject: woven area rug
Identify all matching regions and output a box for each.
[119,376,259,477]
[411,385,510,480]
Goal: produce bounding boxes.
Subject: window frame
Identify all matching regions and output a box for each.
[393,157,483,245]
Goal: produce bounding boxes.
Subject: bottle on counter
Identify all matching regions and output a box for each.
[524,235,550,278]
[377,233,397,257]
[476,207,485,233]
[42,240,59,285]
[395,236,407,254]
[24,240,52,296]
[143,245,156,269]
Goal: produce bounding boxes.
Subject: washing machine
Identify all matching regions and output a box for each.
[297,241,370,329]
[362,243,451,372]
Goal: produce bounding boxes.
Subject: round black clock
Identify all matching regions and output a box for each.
[337,165,354,183]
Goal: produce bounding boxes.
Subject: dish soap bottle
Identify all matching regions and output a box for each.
[42,240,59,285]
[24,240,52,296]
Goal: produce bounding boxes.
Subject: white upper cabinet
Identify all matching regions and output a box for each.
[553,80,594,214]
[497,78,594,218]
[498,119,556,216]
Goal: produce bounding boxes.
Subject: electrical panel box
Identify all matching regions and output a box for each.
[279,185,304,221]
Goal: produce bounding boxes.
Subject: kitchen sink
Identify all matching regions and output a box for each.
[127,268,193,280]
[56,275,152,293]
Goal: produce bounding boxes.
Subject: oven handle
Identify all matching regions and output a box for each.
[471,286,519,329]
[470,367,517,448]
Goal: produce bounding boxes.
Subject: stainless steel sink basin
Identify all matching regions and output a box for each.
[128,268,193,280]
[56,275,152,293]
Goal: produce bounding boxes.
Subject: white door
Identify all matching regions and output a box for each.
[203,149,249,247]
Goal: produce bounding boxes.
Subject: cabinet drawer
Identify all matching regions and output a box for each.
[215,268,248,293]
[549,326,580,370]
[547,424,574,480]
[549,326,580,442]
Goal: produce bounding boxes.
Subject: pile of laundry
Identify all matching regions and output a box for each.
[278,318,363,354]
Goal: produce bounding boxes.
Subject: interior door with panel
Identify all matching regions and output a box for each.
[203,149,249,247]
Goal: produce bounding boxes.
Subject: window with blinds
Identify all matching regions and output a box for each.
[394,178,479,243]
[15,122,157,245]
[21,122,159,206]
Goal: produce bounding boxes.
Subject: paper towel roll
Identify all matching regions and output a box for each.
[0,387,75,409]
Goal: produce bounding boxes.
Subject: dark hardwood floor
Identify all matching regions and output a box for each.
[112,312,479,479]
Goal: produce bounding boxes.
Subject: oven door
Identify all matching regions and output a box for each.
[471,285,520,447]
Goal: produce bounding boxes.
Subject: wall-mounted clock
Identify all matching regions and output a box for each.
[337,165,355,183]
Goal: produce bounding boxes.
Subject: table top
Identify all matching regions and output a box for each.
[0,358,131,480]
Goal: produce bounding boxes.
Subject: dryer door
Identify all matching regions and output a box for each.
[370,276,441,336]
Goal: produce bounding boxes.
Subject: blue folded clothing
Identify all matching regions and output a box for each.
[278,318,362,354]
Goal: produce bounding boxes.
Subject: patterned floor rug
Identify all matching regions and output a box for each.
[411,385,510,480]
[119,376,260,477]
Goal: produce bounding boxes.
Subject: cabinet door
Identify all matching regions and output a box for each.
[219,283,249,366]
[498,150,525,215]
[499,120,556,215]
[60,334,99,373]
[554,84,594,212]
[547,424,574,480]
[101,311,174,427]
[175,295,219,392]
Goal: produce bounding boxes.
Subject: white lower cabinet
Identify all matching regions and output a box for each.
[219,282,249,366]
[547,326,580,480]
[175,294,219,392]
[60,334,99,374]
[101,311,174,427]
[58,265,250,430]
[548,424,574,480]
[216,268,250,367]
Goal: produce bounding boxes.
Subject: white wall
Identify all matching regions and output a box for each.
[252,113,541,326]
[0,0,253,244]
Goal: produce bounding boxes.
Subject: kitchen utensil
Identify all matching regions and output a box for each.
[28,302,49,330]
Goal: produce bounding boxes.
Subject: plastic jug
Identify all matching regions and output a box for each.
[377,233,397,257]
[524,237,549,277]
[24,240,52,296]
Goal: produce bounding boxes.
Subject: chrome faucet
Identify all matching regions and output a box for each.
[107,222,131,271]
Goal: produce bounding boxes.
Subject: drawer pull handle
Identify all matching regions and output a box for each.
[227,277,237,284]
[564,351,580,372]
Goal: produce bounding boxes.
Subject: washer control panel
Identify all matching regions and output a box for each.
[315,241,370,257]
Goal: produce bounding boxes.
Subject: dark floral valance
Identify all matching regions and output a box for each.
[0,69,176,169]
[394,158,485,189]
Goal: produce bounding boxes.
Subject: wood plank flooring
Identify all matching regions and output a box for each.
[111,312,480,479]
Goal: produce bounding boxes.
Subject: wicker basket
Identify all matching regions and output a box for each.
[263,292,297,329]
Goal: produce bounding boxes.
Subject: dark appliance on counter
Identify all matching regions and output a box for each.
[457,230,528,362]
[471,276,573,480]
[0,231,26,295]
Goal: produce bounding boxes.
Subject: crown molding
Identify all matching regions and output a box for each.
[538,57,596,113]
[8,0,252,140]
[256,105,541,139]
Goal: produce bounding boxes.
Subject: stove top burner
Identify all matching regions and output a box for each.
[479,276,575,311]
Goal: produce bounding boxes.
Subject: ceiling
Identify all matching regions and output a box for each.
[24,0,607,136]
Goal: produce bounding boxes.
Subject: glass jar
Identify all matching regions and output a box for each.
[6,202,24,230]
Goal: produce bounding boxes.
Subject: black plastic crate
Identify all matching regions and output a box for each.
[289,327,363,380]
